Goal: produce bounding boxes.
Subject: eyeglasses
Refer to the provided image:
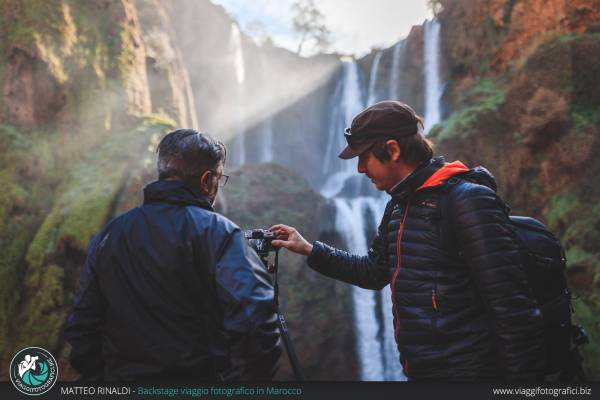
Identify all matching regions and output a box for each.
[211,170,229,187]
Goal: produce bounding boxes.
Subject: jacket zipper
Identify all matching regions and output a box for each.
[391,203,411,348]
[431,289,438,311]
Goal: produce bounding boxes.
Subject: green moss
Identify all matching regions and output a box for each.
[429,78,505,142]
[0,0,54,54]
[25,117,168,273]
[17,264,66,350]
[539,32,600,51]
[15,117,171,353]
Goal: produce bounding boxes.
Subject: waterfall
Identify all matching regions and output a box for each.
[424,19,442,132]
[321,60,363,185]
[229,24,246,166]
[333,197,384,381]
[259,116,274,163]
[366,51,382,106]
[319,59,405,381]
[388,41,405,100]
[258,54,274,163]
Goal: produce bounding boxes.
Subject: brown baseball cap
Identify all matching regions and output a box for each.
[338,100,422,159]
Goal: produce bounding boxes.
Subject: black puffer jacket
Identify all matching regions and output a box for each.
[66,180,281,381]
[308,157,544,381]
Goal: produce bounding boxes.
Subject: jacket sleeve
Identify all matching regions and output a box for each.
[64,232,106,381]
[306,214,390,290]
[449,182,545,381]
[214,228,282,381]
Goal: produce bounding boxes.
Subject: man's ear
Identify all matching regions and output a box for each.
[199,170,211,192]
[386,139,401,162]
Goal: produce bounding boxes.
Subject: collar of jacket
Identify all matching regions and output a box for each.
[389,156,470,201]
[143,180,214,211]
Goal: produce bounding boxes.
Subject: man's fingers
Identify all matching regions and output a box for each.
[271,239,289,249]
[269,224,295,233]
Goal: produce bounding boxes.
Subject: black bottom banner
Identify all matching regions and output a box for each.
[0,382,597,400]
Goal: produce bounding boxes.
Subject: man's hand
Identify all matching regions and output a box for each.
[269,224,313,256]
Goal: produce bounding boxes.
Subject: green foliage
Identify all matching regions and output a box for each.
[546,192,600,378]
[571,107,600,134]
[573,300,600,380]
[546,194,600,251]
[0,0,60,55]
[429,78,505,142]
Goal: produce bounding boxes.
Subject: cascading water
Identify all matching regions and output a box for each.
[366,51,382,106]
[388,41,405,100]
[229,24,246,166]
[258,54,274,163]
[321,61,364,195]
[259,116,274,163]
[424,19,442,132]
[320,59,405,381]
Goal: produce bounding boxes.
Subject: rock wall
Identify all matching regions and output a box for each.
[430,0,600,378]
[0,0,174,378]
[0,0,359,381]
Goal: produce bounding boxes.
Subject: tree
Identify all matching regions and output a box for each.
[292,0,331,56]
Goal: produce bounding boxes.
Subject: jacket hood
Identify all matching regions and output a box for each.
[143,180,214,210]
[417,162,498,192]
[390,157,498,200]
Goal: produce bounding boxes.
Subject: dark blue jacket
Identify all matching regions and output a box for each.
[308,157,544,381]
[65,180,281,381]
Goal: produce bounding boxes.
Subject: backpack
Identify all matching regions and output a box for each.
[441,175,588,380]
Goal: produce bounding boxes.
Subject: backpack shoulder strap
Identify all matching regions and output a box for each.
[439,175,512,254]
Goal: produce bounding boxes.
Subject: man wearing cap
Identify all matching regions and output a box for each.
[270,101,544,381]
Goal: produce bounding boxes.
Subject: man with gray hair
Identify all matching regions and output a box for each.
[66,129,281,382]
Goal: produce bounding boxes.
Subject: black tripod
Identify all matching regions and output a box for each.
[260,250,304,381]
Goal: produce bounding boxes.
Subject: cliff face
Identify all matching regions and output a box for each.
[358,25,425,115]
[164,0,340,186]
[135,0,197,128]
[431,0,600,378]
[0,0,358,381]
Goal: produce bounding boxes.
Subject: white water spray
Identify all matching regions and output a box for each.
[367,51,382,106]
[229,24,246,166]
[424,19,442,132]
[388,41,405,100]
[321,60,363,182]
[258,53,274,163]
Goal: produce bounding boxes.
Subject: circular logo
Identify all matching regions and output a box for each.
[9,347,58,396]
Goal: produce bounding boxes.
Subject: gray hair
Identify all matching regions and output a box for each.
[157,129,226,181]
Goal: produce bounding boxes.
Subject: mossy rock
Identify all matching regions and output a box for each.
[11,117,172,354]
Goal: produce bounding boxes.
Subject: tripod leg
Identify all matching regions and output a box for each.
[277,312,304,381]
